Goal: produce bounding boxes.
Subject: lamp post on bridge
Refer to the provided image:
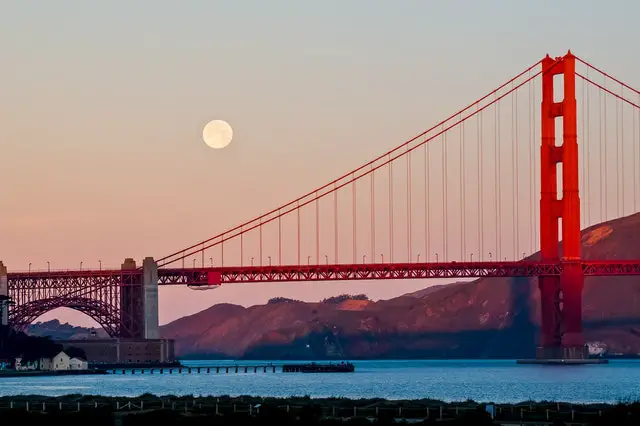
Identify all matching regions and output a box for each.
[489,252,492,261]
[470,253,474,262]
[209,257,213,267]
[435,253,439,262]
[80,261,83,271]
[417,254,420,263]
[28,263,31,273]
[268,256,271,266]
[307,256,311,266]
[192,259,196,269]
[251,257,254,267]
[380,254,384,263]
[324,254,328,265]
[99,260,102,270]
[362,254,366,264]
[47,261,50,272]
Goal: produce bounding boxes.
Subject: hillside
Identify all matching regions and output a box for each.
[161,213,640,359]
[26,320,108,340]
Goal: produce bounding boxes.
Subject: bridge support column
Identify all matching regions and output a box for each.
[538,51,586,360]
[142,257,159,339]
[120,258,142,338]
[0,261,8,326]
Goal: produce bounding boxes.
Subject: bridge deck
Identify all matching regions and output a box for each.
[6,260,640,287]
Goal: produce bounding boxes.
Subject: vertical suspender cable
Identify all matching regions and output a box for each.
[495,96,501,260]
[477,105,483,260]
[352,172,357,264]
[585,68,590,226]
[604,79,608,220]
[316,192,319,265]
[528,71,534,254]
[620,84,624,216]
[425,140,430,261]
[616,83,621,216]
[278,210,282,265]
[533,77,538,251]
[580,71,585,229]
[460,115,465,260]
[407,146,412,261]
[511,83,520,259]
[371,167,375,262]
[442,126,448,261]
[599,88,604,222]
[259,220,263,266]
[297,201,301,265]
[334,184,338,263]
[389,156,394,262]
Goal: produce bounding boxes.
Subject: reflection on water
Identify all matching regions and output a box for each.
[0,359,638,404]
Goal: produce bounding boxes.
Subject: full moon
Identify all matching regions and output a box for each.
[202,119,233,149]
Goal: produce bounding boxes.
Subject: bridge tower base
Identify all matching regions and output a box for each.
[537,51,586,361]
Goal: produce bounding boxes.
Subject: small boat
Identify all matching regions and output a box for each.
[282,361,355,373]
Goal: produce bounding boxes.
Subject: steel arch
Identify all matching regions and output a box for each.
[8,296,121,337]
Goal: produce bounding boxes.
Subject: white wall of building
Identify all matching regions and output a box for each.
[69,357,88,370]
[51,351,71,370]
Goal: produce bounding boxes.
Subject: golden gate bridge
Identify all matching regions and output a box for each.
[2,51,640,360]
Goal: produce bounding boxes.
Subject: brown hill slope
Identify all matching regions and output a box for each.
[160,213,640,359]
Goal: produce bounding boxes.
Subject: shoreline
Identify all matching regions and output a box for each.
[0,369,107,378]
[0,393,632,406]
[0,394,635,424]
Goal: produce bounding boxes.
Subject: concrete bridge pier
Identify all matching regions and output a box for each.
[119,257,159,339]
[0,261,8,326]
[142,257,159,339]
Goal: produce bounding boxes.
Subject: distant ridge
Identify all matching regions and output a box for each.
[27,213,640,359]
[159,213,640,359]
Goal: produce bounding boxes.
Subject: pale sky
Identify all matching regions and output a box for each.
[1,1,639,327]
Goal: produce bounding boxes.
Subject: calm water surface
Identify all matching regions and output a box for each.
[1,359,639,404]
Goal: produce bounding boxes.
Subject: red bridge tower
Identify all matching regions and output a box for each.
[538,51,585,359]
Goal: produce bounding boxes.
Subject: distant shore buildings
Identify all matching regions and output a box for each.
[13,350,88,371]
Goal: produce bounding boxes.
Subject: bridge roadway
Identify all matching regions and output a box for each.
[6,260,640,288]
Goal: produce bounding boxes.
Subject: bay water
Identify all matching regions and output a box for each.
[1,359,639,404]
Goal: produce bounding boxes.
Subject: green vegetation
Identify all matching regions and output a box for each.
[267,297,303,304]
[267,294,369,305]
[321,294,369,304]
[0,394,638,425]
[0,325,86,363]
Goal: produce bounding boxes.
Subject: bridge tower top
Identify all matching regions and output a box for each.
[121,258,137,270]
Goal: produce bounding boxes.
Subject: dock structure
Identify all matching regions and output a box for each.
[109,362,355,375]
[110,365,278,375]
[282,362,355,373]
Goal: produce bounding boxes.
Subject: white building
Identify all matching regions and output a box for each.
[48,351,88,371]
[16,351,88,371]
[69,356,88,370]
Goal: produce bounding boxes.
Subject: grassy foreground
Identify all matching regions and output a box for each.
[0,394,638,425]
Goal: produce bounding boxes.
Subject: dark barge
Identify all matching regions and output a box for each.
[282,362,355,373]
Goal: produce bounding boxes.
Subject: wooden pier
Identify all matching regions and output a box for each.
[282,362,355,373]
[110,365,278,375]
[109,362,355,375]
